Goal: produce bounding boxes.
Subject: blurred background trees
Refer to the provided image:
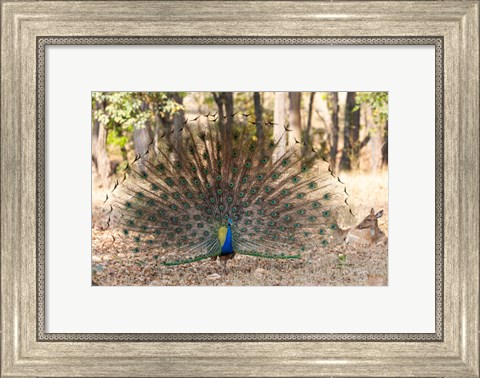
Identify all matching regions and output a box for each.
[92,91,388,189]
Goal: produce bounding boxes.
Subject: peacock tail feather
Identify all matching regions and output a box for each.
[106,115,353,266]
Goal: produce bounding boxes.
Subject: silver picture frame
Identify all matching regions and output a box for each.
[1,1,478,376]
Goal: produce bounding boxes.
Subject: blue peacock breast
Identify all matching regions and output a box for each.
[220,225,234,255]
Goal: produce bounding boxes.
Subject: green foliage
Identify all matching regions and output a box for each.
[93,92,142,131]
[148,92,185,118]
[354,92,388,124]
[107,128,129,148]
[92,92,184,148]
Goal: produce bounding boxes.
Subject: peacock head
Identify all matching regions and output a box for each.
[227,217,233,227]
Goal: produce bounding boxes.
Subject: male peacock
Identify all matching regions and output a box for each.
[105,113,352,270]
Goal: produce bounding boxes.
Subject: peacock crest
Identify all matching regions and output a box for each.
[104,114,353,267]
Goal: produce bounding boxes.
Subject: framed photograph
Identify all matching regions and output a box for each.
[1,1,478,376]
[91,89,389,288]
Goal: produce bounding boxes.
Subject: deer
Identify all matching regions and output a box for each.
[344,208,386,246]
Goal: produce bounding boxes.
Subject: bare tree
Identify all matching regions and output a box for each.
[381,120,388,166]
[213,92,234,151]
[133,102,153,170]
[303,92,316,154]
[92,100,112,190]
[152,105,163,156]
[171,93,185,156]
[340,92,360,171]
[273,92,287,159]
[327,92,340,170]
[91,102,100,169]
[288,92,302,146]
[351,94,361,160]
[253,92,264,141]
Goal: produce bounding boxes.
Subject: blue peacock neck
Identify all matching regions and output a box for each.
[220,224,234,255]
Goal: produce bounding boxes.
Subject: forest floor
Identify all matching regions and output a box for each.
[92,170,388,286]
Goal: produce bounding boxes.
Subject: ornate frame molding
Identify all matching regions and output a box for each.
[36,36,444,343]
[2,2,478,376]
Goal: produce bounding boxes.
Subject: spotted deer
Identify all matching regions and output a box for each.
[345,208,386,245]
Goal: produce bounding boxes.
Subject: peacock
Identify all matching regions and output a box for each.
[104,113,353,270]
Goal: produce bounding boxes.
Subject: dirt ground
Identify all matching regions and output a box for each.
[92,170,388,286]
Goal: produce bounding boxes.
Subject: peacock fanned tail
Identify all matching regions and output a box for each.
[106,116,352,266]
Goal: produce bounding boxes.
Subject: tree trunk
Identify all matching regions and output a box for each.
[253,92,264,142]
[147,101,161,158]
[224,92,234,152]
[212,92,234,152]
[303,92,315,154]
[328,92,339,170]
[94,118,112,190]
[171,93,185,156]
[351,94,361,165]
[288,92,302,147]
[133,102,153,170]
[92,100,112,190]
[91,102,100,169]
[381,120,388,166]
[363,105,379,173]
[340,92,358,171]
[153,111,162,156]
[162,116,173,145]
[273,92,287,160]
[133,125,152,167]
[212,92,224,128]
[212,92,225,160]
